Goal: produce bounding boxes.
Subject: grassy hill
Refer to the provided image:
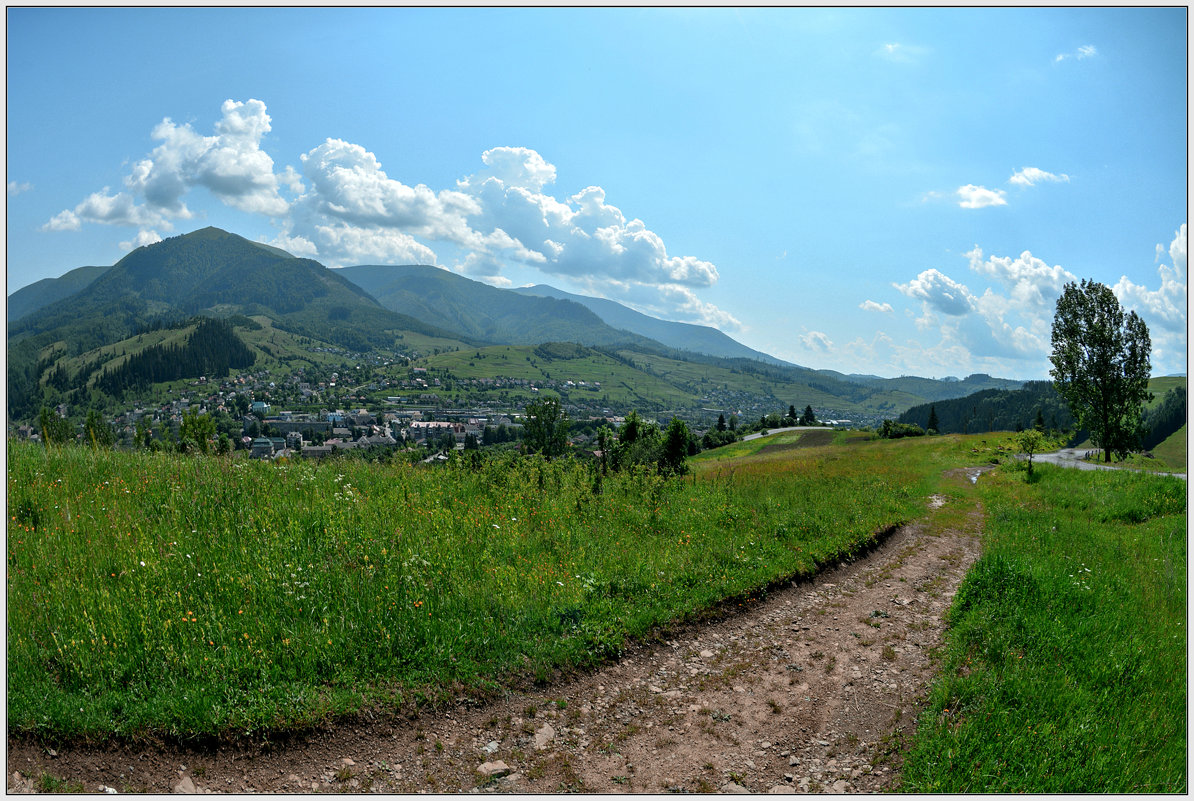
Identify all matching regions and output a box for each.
[7,264,111,322]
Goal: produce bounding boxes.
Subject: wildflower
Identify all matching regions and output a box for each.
[140,560,146,567]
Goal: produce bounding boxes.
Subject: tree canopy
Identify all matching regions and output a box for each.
[522,396,570,458]
[1049,279,1151,463]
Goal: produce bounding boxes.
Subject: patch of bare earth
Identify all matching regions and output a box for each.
[8,476,985,795]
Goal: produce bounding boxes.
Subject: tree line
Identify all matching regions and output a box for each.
[94,318,256,398]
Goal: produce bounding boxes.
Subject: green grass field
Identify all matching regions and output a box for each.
[901,461,1187,792]
[9,434,985,741]
[9,431,1184,794]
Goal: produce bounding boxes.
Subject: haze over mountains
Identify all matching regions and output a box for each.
[8,227,1029,423]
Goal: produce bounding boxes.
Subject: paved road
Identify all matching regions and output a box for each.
[1031,448,1186,480]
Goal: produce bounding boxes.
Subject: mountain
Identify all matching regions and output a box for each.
[336,264,662,349]
[512,284,792,366]
[8,264,111,322]
[7,228,468,419]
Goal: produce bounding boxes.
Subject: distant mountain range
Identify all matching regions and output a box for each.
[8,226,1030,424]
[511,284,791,366]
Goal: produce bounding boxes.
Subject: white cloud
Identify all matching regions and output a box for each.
[1056,44,1097,63]
[800,330,833,352]
[1009,167,1070,187]
[894,268,976,316]
[119,229,163,252]
[965,246,1077,310]
[1113,223,1187,334]
[46,98,294,234]
[859,299,893,313]
[41,209,81,232]
[7,181,32,196]
[43,98,729,331]
[956,184,1007,209]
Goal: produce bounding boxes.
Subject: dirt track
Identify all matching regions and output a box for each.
[8,469,987,794]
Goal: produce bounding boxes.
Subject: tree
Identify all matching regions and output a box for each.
[1018,429,1046,475]
[523,396,569,458]
[927,405,939,434]
[716,413,727,432]
[659,417,692,476]
[1050,280,1151,463]
[84,409,114,449]
[799,405,816,426]
[179,410,216,454]
[39,406,73,447]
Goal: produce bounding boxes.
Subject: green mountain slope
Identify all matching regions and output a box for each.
[8,264,111,322]
[336,264,663,349]
[7,228,470,420]
[511,284,791,366]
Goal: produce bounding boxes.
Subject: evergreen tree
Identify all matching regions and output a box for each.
[927,405,939,433]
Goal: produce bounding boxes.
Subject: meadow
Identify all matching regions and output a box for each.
[901,461,1187,792]
[8,432,968,741]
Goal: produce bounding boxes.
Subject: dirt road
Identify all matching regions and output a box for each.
[8,470,986,794]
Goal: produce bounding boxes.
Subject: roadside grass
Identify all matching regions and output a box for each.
[1150,424,1186,472]
[901,462,1187,793]
[6,434,999,740]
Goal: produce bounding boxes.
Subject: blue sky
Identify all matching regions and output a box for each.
[6,7,1187,378]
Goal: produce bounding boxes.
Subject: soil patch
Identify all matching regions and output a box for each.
[8,475,986,794]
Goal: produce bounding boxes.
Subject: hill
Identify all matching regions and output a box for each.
[336,264,664,350]
[511,284,791,366]
[7,228,470,420]
[7,264,111,322]
[898,381,1074,434]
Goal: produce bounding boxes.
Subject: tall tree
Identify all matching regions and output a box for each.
[523,396,570,458]
[927,405,939,433]
[799,405,816,426]
[1050,279,1152,463]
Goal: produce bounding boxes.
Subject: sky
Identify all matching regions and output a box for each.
[6,7,1188,379]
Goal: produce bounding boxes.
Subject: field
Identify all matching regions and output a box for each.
[8,432,1186,793]
[902,461,1187,792]
[8,434,979,741]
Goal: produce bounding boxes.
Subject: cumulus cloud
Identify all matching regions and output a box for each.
[859,299,893,313]
[41,209,81,232]
[1009,167,1070,187]
[45,98,295,236]
[894,268,976,316]
[800,330,833,352]
[956,184,1007,209]
[45,98,735,333]
[8,180,32,196]
[1056,44,1097,63]
[965,246,1077,310]
[119,229,163,252]
[1114,223,1187,333]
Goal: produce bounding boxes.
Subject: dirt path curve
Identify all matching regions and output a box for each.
[8,470,987,795]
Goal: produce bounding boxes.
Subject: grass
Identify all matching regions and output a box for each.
[8,433,994,740]
[901,461,1186,793]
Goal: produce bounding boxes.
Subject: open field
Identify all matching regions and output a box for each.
[8,434,1008,741]
[7,432,1185,793]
